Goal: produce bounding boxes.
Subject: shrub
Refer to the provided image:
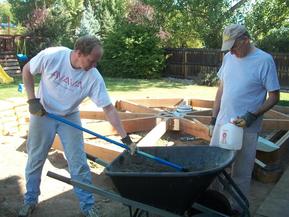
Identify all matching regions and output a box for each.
[196,67,219,86]
[25,4,75,57]
[100,22,164,79]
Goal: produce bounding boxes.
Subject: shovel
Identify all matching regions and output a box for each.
[47,113,188,172]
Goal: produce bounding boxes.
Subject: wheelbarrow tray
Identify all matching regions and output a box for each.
[105,145,235,215]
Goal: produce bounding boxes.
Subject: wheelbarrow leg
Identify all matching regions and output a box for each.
[127,205,150,217]
[191,203,230,217]
[221,171,249,207]
[217,171,251,217]
[135,209,149,217]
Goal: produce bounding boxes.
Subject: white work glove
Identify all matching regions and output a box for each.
[208,117,216,137]
[121,135,137,155]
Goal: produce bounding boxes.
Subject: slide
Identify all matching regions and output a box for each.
[0,64,14,84]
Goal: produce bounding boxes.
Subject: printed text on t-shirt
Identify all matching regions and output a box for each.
[51,71,82,89]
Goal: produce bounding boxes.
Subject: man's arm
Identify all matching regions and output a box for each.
[212,81,223,118]
[22,62,46,116]
[234,90,280,128]
[22,62,36,100]
[103,104,137,154]
[208,81,223,136]
[102,104,127,138]
[254,90,280,116]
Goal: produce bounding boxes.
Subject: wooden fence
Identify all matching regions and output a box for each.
[164,48,289,89]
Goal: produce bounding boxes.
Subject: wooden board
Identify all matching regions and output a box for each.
[115,100,159,114]
[52,135,122,162]
[137,118,170,147]
[265,109,289,119]
[179,118,210,141]
[126,98,184,107]
[189,99,214,109]
[80,111,154,120]
[262,119,289,130]
[83,117,157,138]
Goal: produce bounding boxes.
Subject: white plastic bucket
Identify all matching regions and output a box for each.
[219,122,244,150]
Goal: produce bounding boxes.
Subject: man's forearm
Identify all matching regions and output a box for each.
[254,90,280,117]
[212,82,223,118]
[22,63,36,100]
[103,104,127,138]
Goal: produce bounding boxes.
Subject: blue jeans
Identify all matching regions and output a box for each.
[24,112,95,214]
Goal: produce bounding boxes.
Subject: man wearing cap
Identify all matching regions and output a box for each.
[209,24,280,210]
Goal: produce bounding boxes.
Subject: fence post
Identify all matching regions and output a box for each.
[184,50,188,79]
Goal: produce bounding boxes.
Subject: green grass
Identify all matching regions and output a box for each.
[0,76,24,99]
[0,77,289,107]
[105,78,217,100]
[0,76,40,100]
[279,93,289,106]
[0,77,217,101]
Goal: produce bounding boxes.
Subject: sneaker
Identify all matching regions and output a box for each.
[18,203,36,217]
[85,206,102,217]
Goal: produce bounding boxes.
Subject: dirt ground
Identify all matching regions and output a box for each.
[0,134,276,217]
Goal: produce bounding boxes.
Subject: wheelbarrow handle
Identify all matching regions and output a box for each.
[47,113,187,172]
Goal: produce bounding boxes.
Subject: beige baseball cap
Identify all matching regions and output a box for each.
[221,24,247,51]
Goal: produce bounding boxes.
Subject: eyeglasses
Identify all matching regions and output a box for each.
[231,37,245,50]
[231,34,249,50]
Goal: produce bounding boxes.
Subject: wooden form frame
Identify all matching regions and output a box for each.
[51,98,289,162]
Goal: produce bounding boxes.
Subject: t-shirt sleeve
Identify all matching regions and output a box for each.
[217,53,228,80]
[217,64,224,80]
[89,77,112,108]
[261,56,280,92]
[29,49,48,75]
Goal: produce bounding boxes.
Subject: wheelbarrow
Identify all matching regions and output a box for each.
[47,145,251,217]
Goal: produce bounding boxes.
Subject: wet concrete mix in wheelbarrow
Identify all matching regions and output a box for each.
[114,151,222,173]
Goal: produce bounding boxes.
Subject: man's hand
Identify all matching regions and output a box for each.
[233,112,257,128]
[27,98,46,116]
[208,117,216,136]
[121,135,137,155]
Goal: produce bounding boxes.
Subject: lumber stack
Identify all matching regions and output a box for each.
[0,99,29,136]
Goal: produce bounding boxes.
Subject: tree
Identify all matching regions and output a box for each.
[0,2,14,23]
[143,0,233,48]
[99,1,165,79]
[90,0,127,38]
[8,0,56,24]
[75,1,100,38]
[24,3,75,56]
[244,0,289,52]
[256,26,289,53]
[101,21,164,78]
[60,0,84,32]
[245,0,289,41]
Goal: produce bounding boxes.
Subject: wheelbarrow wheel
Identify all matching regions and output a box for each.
[186,189,232,216]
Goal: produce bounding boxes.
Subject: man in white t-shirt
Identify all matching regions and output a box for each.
[209,24,280,213]
[19,36,136,217]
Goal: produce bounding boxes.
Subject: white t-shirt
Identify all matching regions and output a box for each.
[30,46,111,116]
[216,48,280,133]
